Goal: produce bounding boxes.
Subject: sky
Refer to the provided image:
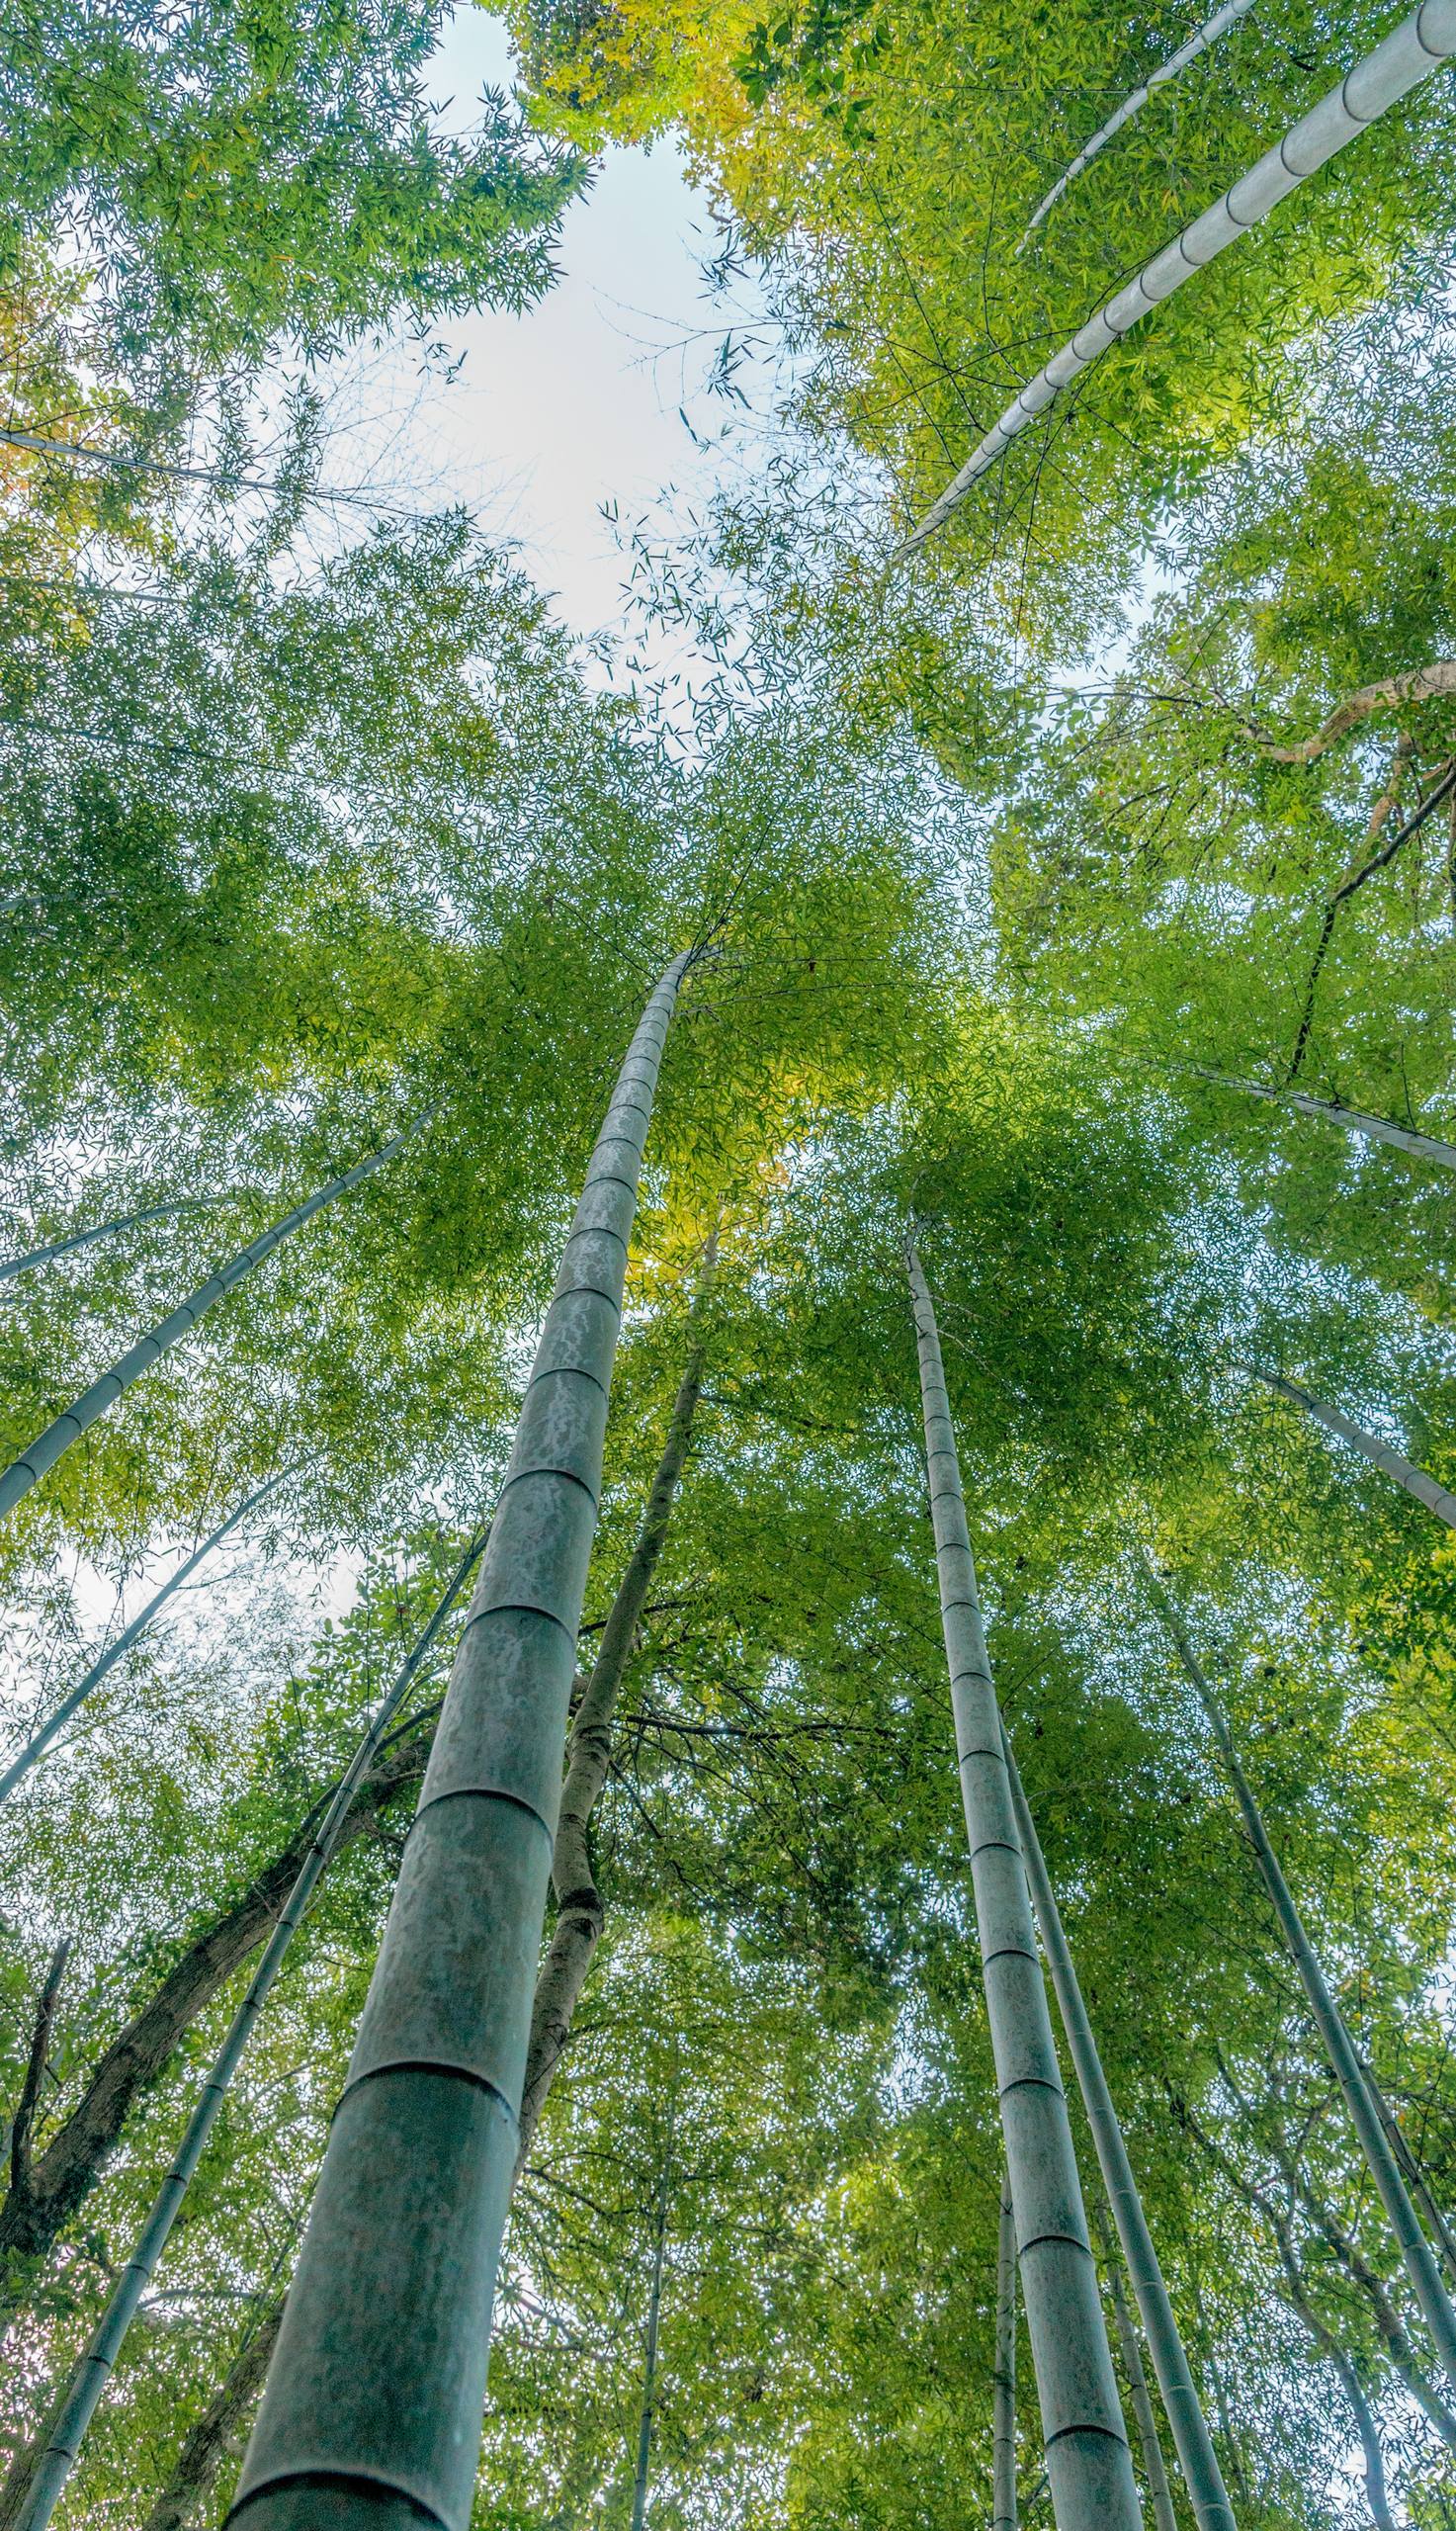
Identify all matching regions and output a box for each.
[320,6,768,649]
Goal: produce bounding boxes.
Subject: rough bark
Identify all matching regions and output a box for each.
[1140,1546,1456,2394]
[229,953,693,2531]
[1255,1370,1456,1530]
[905,1242,1140,2531]
[0,1116,423,1523]
[0,1722,432,2311]
[515,1337,705,2178]
[140,2301,285,2531]
[7,1945,71,2203]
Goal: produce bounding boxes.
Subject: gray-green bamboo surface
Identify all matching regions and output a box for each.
[1138,1546,1456,2396]
[227,954,691,2531]
[0,1119,423,1523]
[994,2173,1019,2531]
[1195,1072,1456,1171]
[7,1530,487,2531]
[1256,1370,1456,1529]
[0,1470,289,1805]
[904,1241,1141,2531]
[1002,1723,1237,2531]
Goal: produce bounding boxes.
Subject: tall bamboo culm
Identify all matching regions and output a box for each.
[904,1244,1141,2531]
[0,1119,423,1524]
[1136,1545,1456,2397]
[1255,1370,1456,1529]
[226,956,692,2531]
[6,1530,488,2531]
[1001,1725,1237,2531]
[994,2174,1019,2531]
[0,1469,289,1804]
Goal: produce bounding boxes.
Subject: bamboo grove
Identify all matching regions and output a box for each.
[3,0,1456,2526]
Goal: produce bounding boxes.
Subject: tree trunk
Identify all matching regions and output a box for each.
[515,1325,707,2179]
[139,2298,285,2531]
[0,1717,436,2309]
[1193,1070,1456,1171]
[994,2174,1018,2531]
[0,1470,290,1804]
[1138,1545,1456,2394]
[1254,1370,1456,1529]
[2,1533,484,2531]
[0,1198,221,1287]
[228,954,694,2531]
[904,1243,1140,2531]
[0,1116,423,1523]
[1002,1725,1237,2530]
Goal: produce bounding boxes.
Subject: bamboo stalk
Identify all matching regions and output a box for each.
[6,1531,486,2531]
[227,955,693,2531]
[1192,1070,1456,1170]
[1137,1545,1456,2397]
[0,1470,290,1804]
[904,1243,1140,2531]
[1255,1370,1456,1530]
[0,1120,425,1523]
[994,2173,1019,2531]
[1002,1726,1237,2531]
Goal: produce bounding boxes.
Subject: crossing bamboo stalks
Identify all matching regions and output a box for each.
[0,1470,290,1804]
[900,0,1456,552]
[1254,1369,1456,1528]
[0,1120,425,1523]
[1136,1545,1456,2397]
[1001,1724,1237,2531]
[6,1530,486,2531]
[994,2173,1019,2531]
[904,1242,1140,2531]
[227,954,693,2531]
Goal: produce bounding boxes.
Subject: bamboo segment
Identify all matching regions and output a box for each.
[1255,1371,1456,1529]
[904,1244,1141,2531]
[1002,1727,1237,2531]
[900,0,1456,551]
[0,1470,289,1804]
[1193,1071,1456,1171]
[1018,0,1257,245]
[7,1532,487,2531]
[1138,1548,1456,2398]
[0,1197,219,1286]
[0,1121,424,1523]
[227,956,690,2531]
[994,2174,1019,2531]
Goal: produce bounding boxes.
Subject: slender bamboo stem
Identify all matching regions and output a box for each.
[227,955,692,2531]
[1254,1370,1456,1529]
[1017,0,1256,245]
[994,2174,1019,2531]
[1193,1071,1456,1171]
[0,1198,222,1287]
[0,1469,290,1804]
[1092,2195,1177,2531]
[1136,1545,1456,2397]
[630,2096,675,2531]
[6,1531,486,2531]
[0,1118,424,1523]
[1002,1727,1237,2531]
[904,1243,1139,2531]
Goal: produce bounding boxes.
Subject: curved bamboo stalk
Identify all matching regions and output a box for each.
[1018,1,1258,246]
[1255,1369,1456,1529]
[904,1243,1140,2531]
[1136,1546,1456,2397]
[1193,1071,1456,1171]
[0,1119,426,1524]
[0,1470,290,1805]
[1251,659,1456,763]
[6,1530,486,2531]
[227,955,692,2531]
[0,1198,220,1288]
[1001,1726,1237,2531]
[899,0,1456,553]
